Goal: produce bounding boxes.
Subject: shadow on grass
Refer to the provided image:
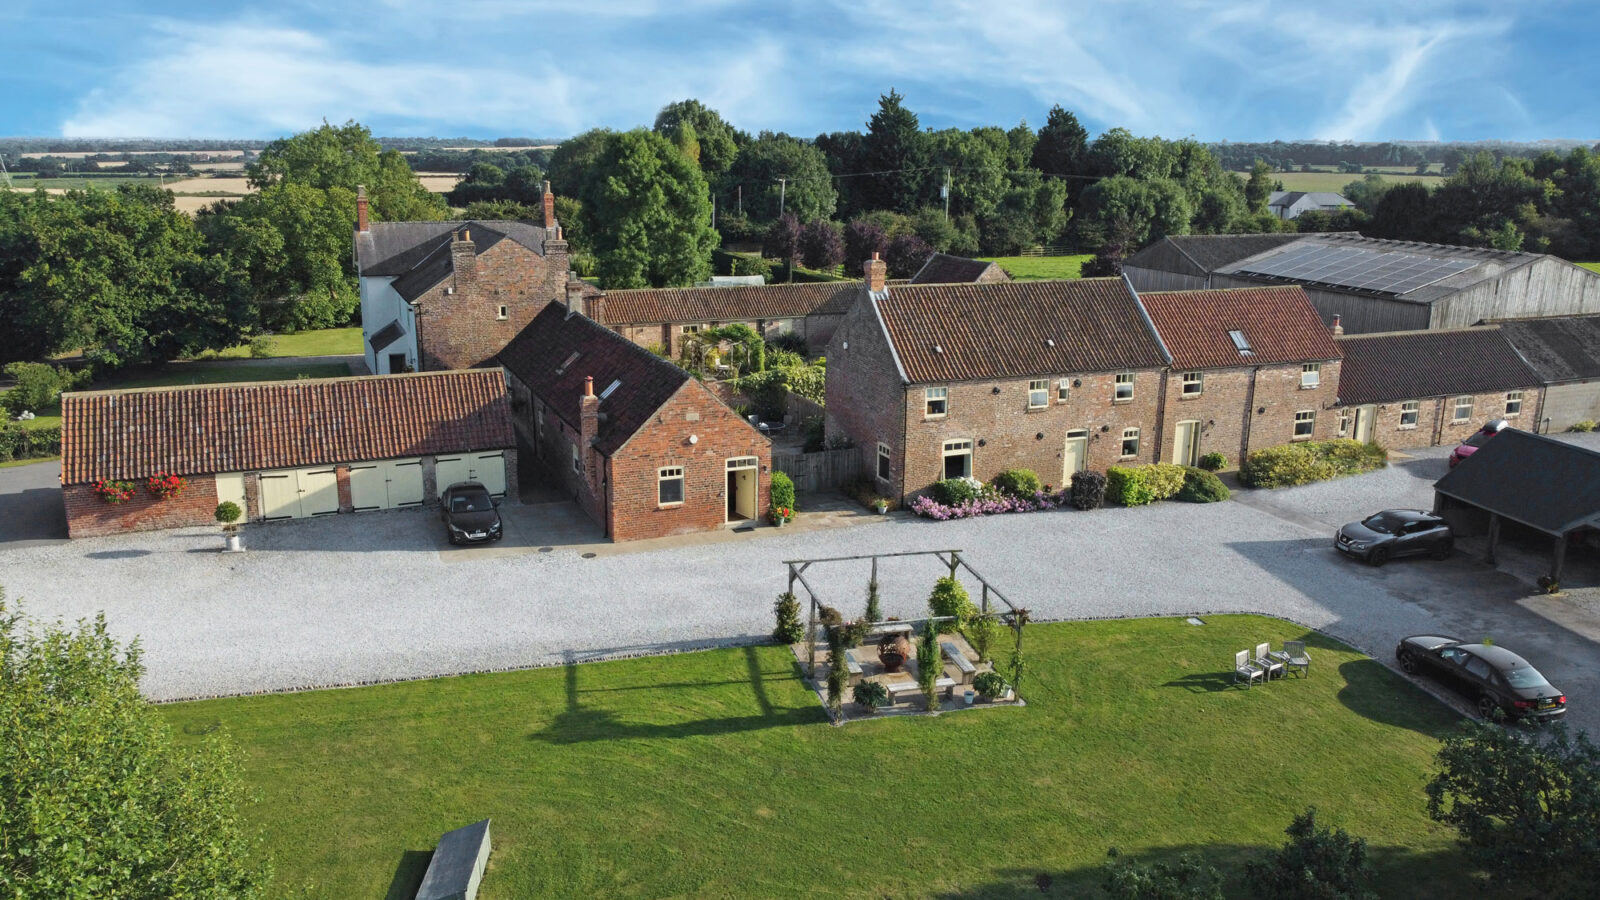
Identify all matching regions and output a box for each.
[382,849,432,900]
[1161,672,1238,693]
[932,842,1489,899]
[1336,658,1462,738]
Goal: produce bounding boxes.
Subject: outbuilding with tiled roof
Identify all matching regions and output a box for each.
[1497,314,1600,431]
[597,282,859,358]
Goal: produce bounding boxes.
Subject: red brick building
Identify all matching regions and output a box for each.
[59,371,516,538]
[826,259,1172,501]
[356,185,576,374]
[598,282,858,357]
[1333,327,1545,449]
[1138,286,1344,467]
[499,304,771,542]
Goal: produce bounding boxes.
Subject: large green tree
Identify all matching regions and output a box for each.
[653,99,741,178]
[247,120,444,221]
[546,128,614,199]
[861,89,930,212]
[577,129,718,289]
[0,592,269,897]
[723,132,837,225]
[1244,160,1275,215]
[1075,175,1191,248]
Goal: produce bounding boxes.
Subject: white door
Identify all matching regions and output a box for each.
[1062,430,1088,483]
[435,452,507,498]
[298,468,339,516]
[215,472,247,518]
[1173,421,1200,466]
[260,467,339,519]
[260,472,299,519]
[388,459,425,506]
[349,459,424,511]
[1353,406,1376,443]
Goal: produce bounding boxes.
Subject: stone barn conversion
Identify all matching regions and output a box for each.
[908,252,1012,285]
[1126,233,1600,334]
[598,282,858,358]
[1497,315,1600,432]
[499,304,771,542]
[59,371,516,539]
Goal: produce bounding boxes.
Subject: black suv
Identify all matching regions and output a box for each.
[440,481,502,544]
[1335,509,1452,566]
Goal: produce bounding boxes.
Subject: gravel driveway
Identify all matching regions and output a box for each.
[4,438,1599,737]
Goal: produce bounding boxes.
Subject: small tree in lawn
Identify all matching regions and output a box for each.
[916,620,941,712]
[800,219,844,272]
[763,213,803,281]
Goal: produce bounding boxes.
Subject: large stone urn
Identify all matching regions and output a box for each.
[878,633,911,673]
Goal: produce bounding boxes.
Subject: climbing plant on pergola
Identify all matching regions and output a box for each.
[781,549,1029,684]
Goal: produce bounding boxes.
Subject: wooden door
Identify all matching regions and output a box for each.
[1173,421,1200,466]
[1062,431,1088,483]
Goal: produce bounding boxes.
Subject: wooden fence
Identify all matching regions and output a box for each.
[785,392,824,425]
[1016,244,1080,257]
[772,447,862,493]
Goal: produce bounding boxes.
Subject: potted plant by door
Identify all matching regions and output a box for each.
[215,501,244,553]
[770,505,793,527]
[874,498,889,515]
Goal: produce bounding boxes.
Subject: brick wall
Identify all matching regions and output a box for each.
[416,237,569,371]
[65,475,220,538]
[508,369,607,524]
[824,298,910,497]
[607,382,772,542]
[1157,361,1342,467]
[1336,386,1542,450]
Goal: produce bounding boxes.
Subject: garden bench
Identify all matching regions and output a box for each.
[843,649,865,685]
[416,818,491,900]
[867,622,914,639]
[885,676,958,701]
[940,642,976,684]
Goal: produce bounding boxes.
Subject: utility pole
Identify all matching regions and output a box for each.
[0,154,11,189]
[777,177,787,216]
[942,167,950,222]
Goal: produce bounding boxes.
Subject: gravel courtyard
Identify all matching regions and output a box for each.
[4,438,1600,736]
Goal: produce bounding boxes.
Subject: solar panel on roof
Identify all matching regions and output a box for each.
[1237,245,1474,296]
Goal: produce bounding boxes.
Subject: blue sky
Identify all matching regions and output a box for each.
[1,0,1595,142]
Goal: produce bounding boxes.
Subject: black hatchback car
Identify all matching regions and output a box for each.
[1396,635,1567,721]
[440,481,502,544]
[1335,509,1453,565]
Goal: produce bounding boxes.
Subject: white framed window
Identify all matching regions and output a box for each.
[1181,372,1202,397]
[1294,409,1315,439]
[571,444,581,473]
[726,456,758,471]
[1505,391,1523,417]
[535,406,545,439]
[877,443,891,481]
[1057,378,1071,402]
[1301,363,1321,389]
[942,439,972,479]
[1114,372,1134,402]
[657,466,685,505]
[496,304,509,320]
[1027,379,1049,409]
[1120,427,1140,458]
[1400,401,1419,428]
[1337,411,1351,437]
[682,324,703,334]
[925,386,948,417]
[1452,396,1473,422]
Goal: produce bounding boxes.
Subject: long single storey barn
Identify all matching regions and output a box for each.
[59,370,516,538]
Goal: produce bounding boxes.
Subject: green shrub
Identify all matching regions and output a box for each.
[1103,848,1224,900]
[2,362,88,415]
[964,614,999,663]
[916,621,940,711]
[765,333,809,356]
[1198,451,1227,472]
[864,577,882,624]
[214,501,243,528]
[731,255,773,282]
[1246,807,1374,900]
[1106,466,1156,507]
[247,335,277,359]
[1176,467,1230,503]
[772,592,804,644]
[826,625,848,719]
[1071,470,1107,510]
[0,424,62,462]
[770,471,796,513]
[930,476,982,506]
[1143,463,1187,499]
[1239,440,1387,488]
[1570,420,1597,433]
[928,576,974,632]
[990,468,1043,498]
[973,671,1006,698]
[852,679,887,709]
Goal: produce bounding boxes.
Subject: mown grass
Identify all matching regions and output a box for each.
[189,328,364,360]
[161,615,1483,899]
[981,254,1093,280]
[1579,262,1600,275]
[1248,171,1439,194]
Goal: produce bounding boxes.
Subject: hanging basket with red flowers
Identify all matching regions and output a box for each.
[92,479,138,504]
[146,471,188,501]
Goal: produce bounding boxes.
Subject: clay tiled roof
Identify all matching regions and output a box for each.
[60,370,514,485]
[1498,315,1600,382]
[1138,286,1340,370]
[874,278,1169,384]
[599,282,859,326]
[1334,327,1541,406]
[908,253,1007,284]
[499,306,696,456]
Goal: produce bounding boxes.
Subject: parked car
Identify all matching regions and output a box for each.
[440,481,502,544]
[1395,635,1567,721]
[1448,418,1509,468]
[1335,509,1453,565]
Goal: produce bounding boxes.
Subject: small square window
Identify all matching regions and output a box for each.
[877,443,891,481]
[683,324,702,334]
[925,386,948,417]
[1452,396,1473,422]
[496,304,509,320]
[1181,372,1202,396]
[1120,427,1140,458]
[1505,391,1522,417]
[942,439,973,479]
[1301,363,1320,389]
[1028,379,1048,409]
[571,444,581,473]
[1114,373,1134,402]
[658,466,685,505]
[1400,401,1419,428]
[1294,409,1315,439]
[1057,378,1071,402]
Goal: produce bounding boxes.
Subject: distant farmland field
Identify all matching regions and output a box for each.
[1236,170,1441,194]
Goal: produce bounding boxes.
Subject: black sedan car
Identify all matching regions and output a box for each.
[1335,509,1453,565]
[1396,635,1567,721]
[440,481,503,545]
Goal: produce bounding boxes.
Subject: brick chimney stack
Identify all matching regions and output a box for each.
[450,228,477,290]
[864,251,887,293]
[356,185,368,233]
[565,274,587,318]
[1330,314,1344,336]
[543,181,556,229]
[579,376,601,491]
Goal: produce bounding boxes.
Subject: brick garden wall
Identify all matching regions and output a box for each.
[65,475,219,538]
[416,237,570,372]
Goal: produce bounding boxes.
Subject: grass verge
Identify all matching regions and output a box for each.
[189,328,364,360]
[162,615,1476,899]
[981,254,1092,280]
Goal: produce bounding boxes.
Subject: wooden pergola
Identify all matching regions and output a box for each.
[782,549,1029,681]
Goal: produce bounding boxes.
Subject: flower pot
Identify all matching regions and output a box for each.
[775,516,787,527]
[874,504,888,515]
[223,532,244,553]
[878,634,912,673]
[963,689,975,705]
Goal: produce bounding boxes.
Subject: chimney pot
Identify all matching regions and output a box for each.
[543,182,556,229]
[584,375,594,397]
[1330,314,1344,336]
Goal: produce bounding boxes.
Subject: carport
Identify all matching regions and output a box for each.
[1433,429,1600,587]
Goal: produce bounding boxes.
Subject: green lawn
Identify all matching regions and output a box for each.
[189,328,365,360]
[2,173,176,191]
[1579,262,1600,275]
[981,254,1093,280]
[1247,171,1438,194]
[161,616,1483,899]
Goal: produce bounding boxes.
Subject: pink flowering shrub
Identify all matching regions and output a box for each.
[911,488,1071,520]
